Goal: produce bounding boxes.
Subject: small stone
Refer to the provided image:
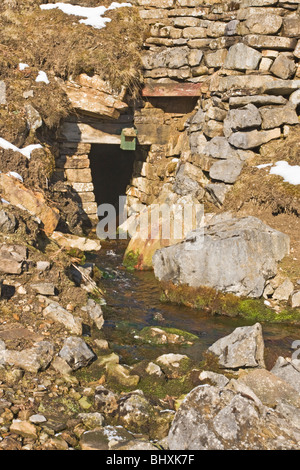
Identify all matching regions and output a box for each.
[10,420,37,439]
[273,278,294,301]
[31,282,56,296]
[29,414,47,424]
[146,362,164,377]
[59,337,96,371]
[291,291,300,308]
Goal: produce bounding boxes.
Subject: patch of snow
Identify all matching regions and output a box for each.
[40,2,132,30]
[269,161,300,185]
[1,199,10,205]
[255,163,272,169]
[19,63,29,71]
[6,171,23,183]
[36,71,50,85]
[0,137,42,160]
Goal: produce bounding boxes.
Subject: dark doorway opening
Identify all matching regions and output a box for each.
[89,144,136,216]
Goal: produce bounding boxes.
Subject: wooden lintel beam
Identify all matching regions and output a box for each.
[142,82,202,97]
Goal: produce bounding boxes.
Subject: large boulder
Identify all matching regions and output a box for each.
[168,384,300,450]
[208,323,265,369]
[153,215,290,298]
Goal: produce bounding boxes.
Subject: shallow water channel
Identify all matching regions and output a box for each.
[87,240,300,371]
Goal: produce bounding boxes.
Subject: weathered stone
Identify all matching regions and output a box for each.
[211,75,272,94]
[0,81,6,105]
[290,89,300,106]
[0,210,17,234]
[65,168,92,183]
[243,13,282,34]
[205,183,231,206]
[80,426,133,450]
[51,231,101,252]
[262,79,300,95]
[24,104,43,132]
[0,174,59,234]
[10,420,37,439]
[229,95,287,108]
[31,282,56,296]
[43,302,83,335]
[223,104,262,137]
[4,341,54,373]
[204,49,227,68]
[155,353,191,379]
[59,336,96,371]
[202,137,238,160]
[94,386,119,415]
[291,291,300,308]
[270,54,297,80]
[153,216,290,298]
[224,43,262,70]
[0,244,27,275]
[199,371,230,388]
[208,323,265,369]
[209,158,244,184]
[244,35,297,51]
[202,120,223,138]
[228,128,281,149]
[272,278,294,301]
[260,103,298,130]
[106,363,140,387]
[282,16,300,38]
[271,357,300,393]
[238,369,300,408]
[168,384,300,450]
[84,299,104,330]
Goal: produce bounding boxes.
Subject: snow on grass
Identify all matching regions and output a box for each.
[256,160,300,185]
[19,63,29,71]
[0,138,42,160]
[6,171,23,183]
[40,2,132,29]
[269,161,300,185]
[35,71,50,85]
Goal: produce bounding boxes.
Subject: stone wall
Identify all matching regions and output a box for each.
[55,0,300,224]
[124,0,300,210]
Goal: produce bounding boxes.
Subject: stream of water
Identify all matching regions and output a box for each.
[87,240,300,371]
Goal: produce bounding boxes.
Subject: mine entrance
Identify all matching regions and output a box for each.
[89,144,136,216]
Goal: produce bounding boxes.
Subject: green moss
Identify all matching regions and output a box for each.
[123,250,140,271]
[160,282,300,325]
[137,326,199,346]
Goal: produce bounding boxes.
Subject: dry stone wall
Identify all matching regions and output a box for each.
[126,0,300,210]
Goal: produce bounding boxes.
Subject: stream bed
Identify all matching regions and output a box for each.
[87,240,300,371]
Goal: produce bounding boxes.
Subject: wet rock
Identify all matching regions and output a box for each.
[153,216,290,298]
[58,336,96,371]
[4,341,54,373]
[118,392,155,435]
[106,363,140,388]
[43,301,83,335]
[78,412,104,429]
[168,384,300,450]
[0,244,27,275]
[137,327,198,346]
[0,209,18,234]
[155,353,192,379]
[208,323,265,369]
[271,357,300,393]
